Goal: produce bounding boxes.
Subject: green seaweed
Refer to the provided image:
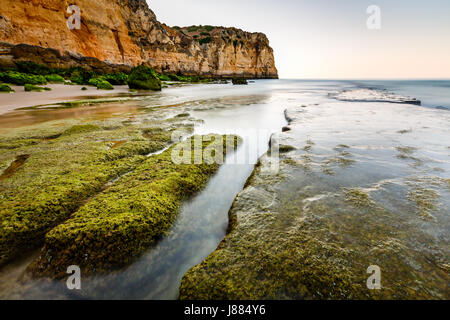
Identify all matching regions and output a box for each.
[102,73,129,85]
[128,65,161,91]
[279,145,296,153]
[28,135,240,278]
[24,84,52,92]
[232,78,248,85]
[0,71,47,85]
[88,78,114,90]
[15,61,51,75]
[175,113,190,118]
[0,122,180,266]
[0,84,14,93]
[45,74,65,83]
[407,187,439,219]
[344,188,375,208]
[396,146,417,155]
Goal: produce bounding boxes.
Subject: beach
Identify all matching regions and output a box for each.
[0,80,448,299]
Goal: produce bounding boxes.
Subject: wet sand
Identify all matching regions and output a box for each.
[0,84,132,115]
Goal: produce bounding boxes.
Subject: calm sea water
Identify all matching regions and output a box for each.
[351,80,450,110]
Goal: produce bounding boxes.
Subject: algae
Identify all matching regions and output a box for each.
[28,135,240,278]
[0,84,14,93]
[0,118,187,265]
[279,145,297,153]
[344,188,375,208]
[128,65,162,91]
[232,79,248,85]
[24,84,51,92]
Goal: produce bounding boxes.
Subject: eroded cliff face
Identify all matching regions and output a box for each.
[0,0,278,78]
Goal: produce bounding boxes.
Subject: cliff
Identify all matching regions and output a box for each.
[0,0,278,78]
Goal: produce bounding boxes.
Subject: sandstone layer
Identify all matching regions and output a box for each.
[0,0,278,78]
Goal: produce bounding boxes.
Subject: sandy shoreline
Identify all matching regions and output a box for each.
[0,84,132,115]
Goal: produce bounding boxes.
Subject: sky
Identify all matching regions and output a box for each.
[148,0,450,79]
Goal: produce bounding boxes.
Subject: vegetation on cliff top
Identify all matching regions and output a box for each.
[28,135,241,278]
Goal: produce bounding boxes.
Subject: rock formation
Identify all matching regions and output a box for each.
[0,0,278,78]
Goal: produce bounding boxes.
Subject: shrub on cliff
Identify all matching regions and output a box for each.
[187,26,200,32]
[0,71,47,85]
[128,65,161,91]
[198,37,212,45]
[0,84,14,93]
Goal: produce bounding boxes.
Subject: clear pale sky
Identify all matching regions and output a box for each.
[148,0,450,79]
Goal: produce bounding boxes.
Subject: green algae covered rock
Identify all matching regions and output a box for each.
[24,84,51,92]
[0,122,178,266]
[178,157,411,300]
[128,65,161,91]
[28,135,240,278]
[179,102,449,300]
[45,74,65,83]
[0,71,47,85]
[88,78,114,90]
[102,73,128,85]
[0,84,14,93]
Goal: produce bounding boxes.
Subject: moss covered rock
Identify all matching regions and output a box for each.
[102,73,128,85]
[0,71,47,85]
[0,122,179,266]
[28,135,240,278]
[128,65,161,91]
[45,74,65,83]
[232,78,248,85]
[0,84,14,93]
[24,84,52,92]
[88,78,114,90]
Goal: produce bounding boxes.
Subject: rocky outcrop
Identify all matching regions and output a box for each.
[0,0,278,78]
